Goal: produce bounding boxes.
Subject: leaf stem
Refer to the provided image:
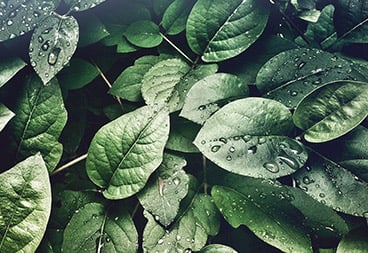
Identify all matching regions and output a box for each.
[51,153,87,176]
[160,32,194,65]
[131,201,140,219]
[202,155,208,194]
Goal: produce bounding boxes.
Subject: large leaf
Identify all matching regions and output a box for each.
[141,58,218,112]
[256,48,367,108]
[0,57,27,88]
[293,80,368,143]
[86,105,170,199]
[0,104,14,132]
[186,0,269,62]
[62,202,138,253]
[194,97,307,178]
[180,73,249,124]
[29,14,79,84]
[6,74,67,171]
[64,0,106,12]
[162,0,196,35]
[0,0,58,42]
[0,154,51,253]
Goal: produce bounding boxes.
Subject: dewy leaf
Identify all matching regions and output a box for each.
[62,203,138,253]
[162,0,196,35]
[0,57,27,88]
[124,20,162,48]
[141,58,218,112]
[0,0,58,42]
[212,185,313,253]
[194,97,308,178]
[0,104,14,132]
[256,48,368,108]
[200,244,238,253]
[293,80,368,143]
[6,74,67,171]
[186,0,270,62]
[64,0,106,12]
[0,154,51,253]
[86,105,170,200]
[138,153,189,227]
[294,152,368,217]
[29,14,79,85]
[180,73,249,125]
[336,227,368,253]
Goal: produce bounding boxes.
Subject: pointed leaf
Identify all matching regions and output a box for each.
[162,0,196,35]
[293,80,368,143]
[186,0,269,62]
[0,57,27,88]
[180,73,249,124]
[336,227,368,253]
[194,98,307,178]
[86,105,170,199]
[64,0,106,12]
[0,104,14,132]
[0,154,51,253]
[77,13,109,47]
[62,203,138,253]
[124,20,162,48]
[30,14,79,84]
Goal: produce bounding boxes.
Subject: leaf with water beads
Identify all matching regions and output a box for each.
[64,0,106,12]
[29,14,79,85]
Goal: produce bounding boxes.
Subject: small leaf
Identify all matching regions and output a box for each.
[101,24,138,53]
[0,154,51,253]
[125,20,163,48]
[162,0,196,35]
[180,73,249,124]
[138,153,189,227]
[336,227,368,253]
[64,0,106,12]
[0,57,27,88]
[0,104,14,132]
[194,98,307,178]
[30,14,79,84]
[86,105,170,199]
[293,80,368,143]
[62,203,138,253]
[200,244,238,253]
[186,0,269,62]
[77,13,109,47]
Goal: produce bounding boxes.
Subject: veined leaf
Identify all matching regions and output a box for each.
[7,74,67,171]
[62,203,138,253]
[194,98,307,178]
[125,20,162,48]
[336,227,368,253]
[0,57,27,88]
[186,0,269,62]
[180,73,249,125]
[0,104,14,132]
[64,0,106,12]
[200,244,238,253]
[293,80,368,143]
[86,105,170,199]
[0,0,58,42]
[0,154,51,253]
[162,0,196,35]
[138,153,189,227]
[29,14,79,85]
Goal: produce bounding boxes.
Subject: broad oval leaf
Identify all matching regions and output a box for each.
[62,203,138,253]
[30,14,79,84]
[0,57,27,88]
[125,20,162,48]
[64,0,106,12]
[0,154,51,253]
[0,0,58,41]
[162,0,196,35]
[0,104,14,132]
[194,98,307,178]
[256,48,367,108]
[86,105,170,199]
[186,0,269,62]
[180,73,249,124]
[293,80,368,143]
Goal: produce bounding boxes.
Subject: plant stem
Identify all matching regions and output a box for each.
[131,202,140,219]
[51,153,88,176]
[160,32,194,65]
[202,155,208,195]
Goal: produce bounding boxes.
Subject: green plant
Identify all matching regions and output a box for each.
[1,0,368,252]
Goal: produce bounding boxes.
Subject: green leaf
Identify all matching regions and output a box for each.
[0,0,58,42]
[162,0,196,35]
[30,14,79,85]
[64,0,106,12]
[336,227,368,253]
[6,75,67,171]
[86,105,170,199]
[194,97,308,178]
[256,48,367,108]
[293,80,368,143]
[0,57,27,88]
[212,185,313,253]
[62,202,138,253]
[0,104,14,132]
[124,20,163,48]
[101,24,138,53]
[77,13,109,47]
[180,73,249,124]
[200,244,238,253]
[186,0,269,62]
[0,154,51,253]
[141,58,218,112]
[153,0,174,16]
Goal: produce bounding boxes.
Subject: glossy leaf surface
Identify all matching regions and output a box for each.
[0,57,26,88]
[125,20,162,48]
[64,0,106,12]
[162,0,196,35]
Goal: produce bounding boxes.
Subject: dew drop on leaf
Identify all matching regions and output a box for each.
[219,137,227,144]
[229,146,235,152]
[247,146,257,154]
[48,47,61,65]
[173,177,180,186]
[211,145,221,153]
[263,162,279,173]
[319,193,326,198]
[157,239,164,245]
[226,155,232,161]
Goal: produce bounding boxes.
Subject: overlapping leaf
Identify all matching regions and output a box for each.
[125,20,162,48]
[0,57,26,88]
[0,104,14,132]
[77,13,109,47]
[162,0,196,35]
[64,0,106,12]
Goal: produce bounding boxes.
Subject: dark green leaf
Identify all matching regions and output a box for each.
[86,105,170,199]
[77,13,109,47]
[30,14,79,84]
[200,244,238,253]
[125,20,162,48]
[101,24,138,53]
[0,57,27,88]
[162,0,196,35]
[153,0,174,16]
[336,227,368,253]
[0,103,14,132]
[293,80,368,143]
[186,0,269,62]
[0,154,51,253]
[64,0,106,12]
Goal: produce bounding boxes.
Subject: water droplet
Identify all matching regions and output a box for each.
[247,146,257,154]
[278,153,299,170]
[242,135,252,142]
[226,155,232,161]
[157,239,164,245]
[211,145,221,153]
[198,105,206,111]
[41,40,50,51]
[8,33,16,39]
[229,146,235,153]
[173,177,180,186]
[75,209,79,213]
[289,90,298,96]
[219,137,227,144]
[298,62,306,69]
[48,47,60,65]
[302,176,313,184]
[105,237,111,243]
[200,140,206,145]
[42,27,52,34]
[319,193,325,198]
[263,162,279,173]
[31,61,36,67]
[37,36,44,43]
[7,19,13,26]
[154,215,160,221]
[259,193,266,198]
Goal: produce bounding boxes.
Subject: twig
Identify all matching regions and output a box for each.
[160,32,195,65]
[51,153,87,176]
[202,155,208,194]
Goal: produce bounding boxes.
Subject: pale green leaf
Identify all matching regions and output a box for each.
[64,0,106,12]
[0,57,27,88]
[194,98,307,178]
[293,80,368,143]
[0,154,51,253]
[180,73,249,124]
[62,203,138,253]
[30,14,79,84]
[200,244,238,253]
[77,13,109,47]
[336,228,368,253]
[298,10,321,23]
[86,105,170,199]
[186,0,269,62]
[0,104,14,132]
[125,20,162,48]
[162,0,196,35]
